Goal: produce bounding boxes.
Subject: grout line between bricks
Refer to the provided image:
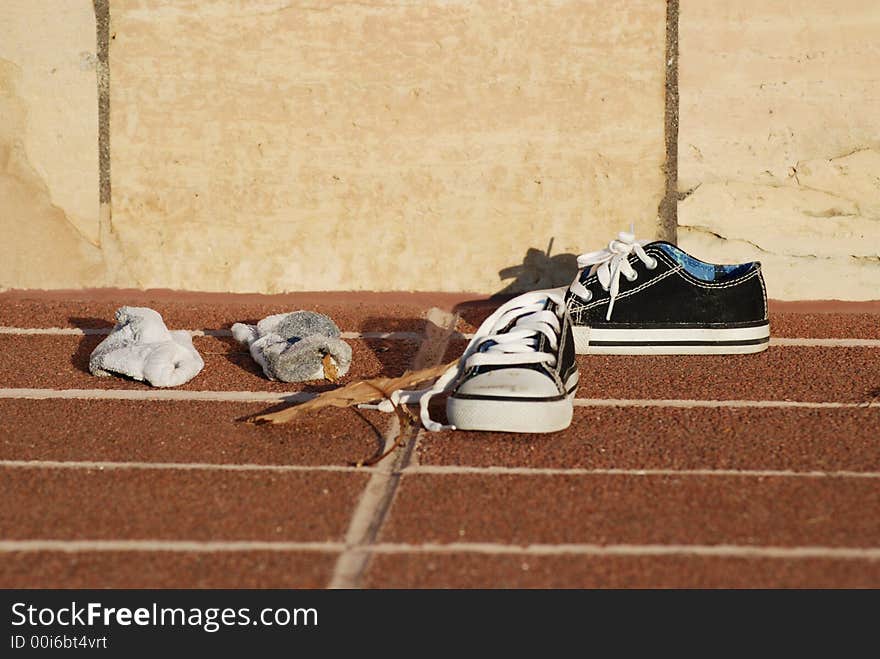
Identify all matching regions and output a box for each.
[327,307,458,589]
[770,338,880,347]
[2,460,878,480]
[0,388,314,403]
[402,465,880,479]
[0,540,343,554]
[1,389,877,410]
[1,540,877,561]
[0,460,362,474]
[572,398,876,409]
[367,542,880,560]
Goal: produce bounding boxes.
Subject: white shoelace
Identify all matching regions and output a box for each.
[568,231,657,320]
[363,289,566,432]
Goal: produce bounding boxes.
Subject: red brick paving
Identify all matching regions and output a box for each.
[0,551,337,589]
[363,554,880,588]
[380,474,880,547]
[769,313,880,340]
[1,290,879,589]
[9,333,875,402]
[416,406,880,472]
[0,468,367,541]
[572,348,880,403]
[0,400,386,467]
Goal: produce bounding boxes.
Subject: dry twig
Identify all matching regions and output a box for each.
[248,360,456,425]
[247,360,456,466]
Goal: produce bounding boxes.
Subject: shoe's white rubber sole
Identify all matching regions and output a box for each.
[572,323,770,355]
[446,390,576,433]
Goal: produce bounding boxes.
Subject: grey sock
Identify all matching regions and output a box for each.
[275,311,341,341]
[231,311,352,382]
[270,335,353,382]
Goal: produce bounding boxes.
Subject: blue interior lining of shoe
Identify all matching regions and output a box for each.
[656,244,753,282]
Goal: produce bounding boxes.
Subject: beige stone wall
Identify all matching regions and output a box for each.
[0,0,666,294]
[678,0,880,300]
[0,1,106,289]
[108,0,666,293]
[2,1,877,298]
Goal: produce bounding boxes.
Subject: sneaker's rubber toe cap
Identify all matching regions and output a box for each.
[453,367,562,400]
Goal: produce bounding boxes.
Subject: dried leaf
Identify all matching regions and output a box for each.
[861,386,880,408]
[322,353,339,382]
[249,359,457,425]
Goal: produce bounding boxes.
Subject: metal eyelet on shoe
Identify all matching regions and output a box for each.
[625,272,638,282]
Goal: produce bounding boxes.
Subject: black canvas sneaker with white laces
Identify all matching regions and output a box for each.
[372,290,578,433]
[566,232,770,355]
[442,290,578,432]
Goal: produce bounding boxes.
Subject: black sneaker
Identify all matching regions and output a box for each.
[443,289,578,432]
[565,232,770,355]
[377,290,579,433]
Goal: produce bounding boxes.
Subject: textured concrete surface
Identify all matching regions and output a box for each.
[106,0,666,293]
[678,0,880,299]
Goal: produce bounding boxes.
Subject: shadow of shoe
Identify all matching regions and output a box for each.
[496,245,578,296]
[447,240,578,334]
